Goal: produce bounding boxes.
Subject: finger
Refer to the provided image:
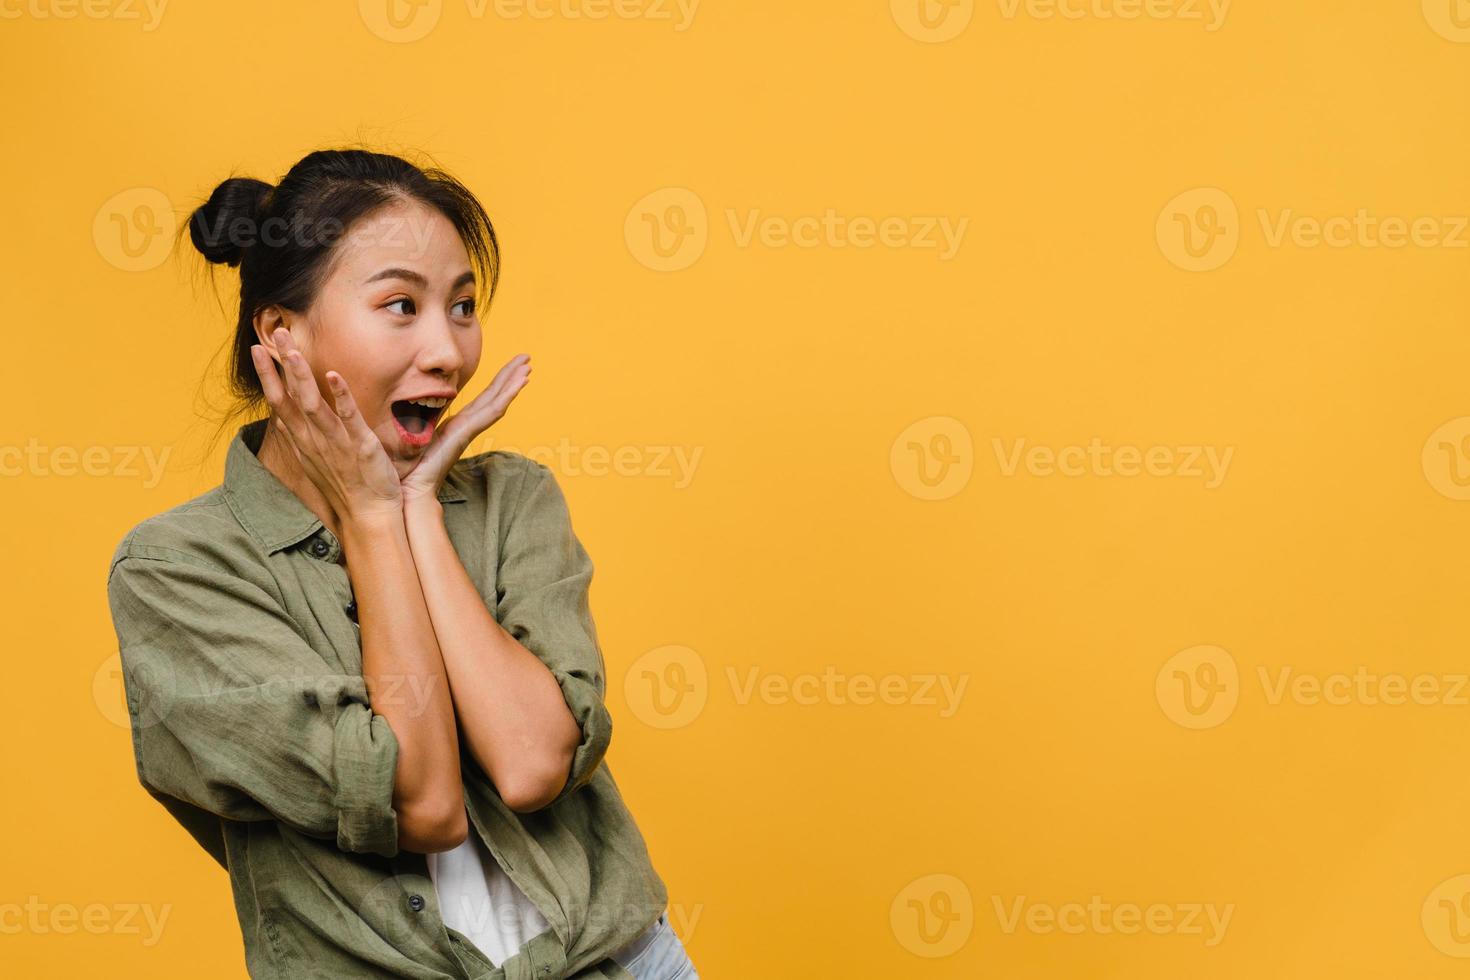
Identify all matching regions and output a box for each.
[476,357,533,417]
[465,355,531,414]
[252,344,305,442]
[261,342,321,459]
[486,354,532,395]
[274,337,358,467]
[438,361,531,452]
[325,372,379,449]
[272,330,331,427]
[251,343,281,405]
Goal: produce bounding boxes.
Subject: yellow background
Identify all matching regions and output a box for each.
[5,0,1470,976]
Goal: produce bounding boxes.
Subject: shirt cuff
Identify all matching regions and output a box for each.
[545,668,613,809]
[330,678,402,857]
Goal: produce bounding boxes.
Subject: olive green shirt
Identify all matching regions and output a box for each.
[106,418,668,979]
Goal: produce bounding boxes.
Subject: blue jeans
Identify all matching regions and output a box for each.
[607,910,699,980]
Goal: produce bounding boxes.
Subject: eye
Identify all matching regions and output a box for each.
[452,298,476,318]
[386,297,415,316]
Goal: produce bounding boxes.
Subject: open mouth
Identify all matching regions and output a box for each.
[390,398,448,442]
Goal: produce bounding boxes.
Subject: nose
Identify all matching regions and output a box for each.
[414,310,464,380]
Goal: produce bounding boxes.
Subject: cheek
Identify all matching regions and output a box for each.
[299,313,391,417]
[318,351,394,422]
[461,331,483,377]
[325,368,392,426]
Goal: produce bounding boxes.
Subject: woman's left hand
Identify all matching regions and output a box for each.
[400,353,532,505]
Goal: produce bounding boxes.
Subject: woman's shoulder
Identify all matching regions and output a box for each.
[445,447,551,503]
[108,486,244,578]
[444,448,570,546]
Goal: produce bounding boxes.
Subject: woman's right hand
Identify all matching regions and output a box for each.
[251,327,403,523]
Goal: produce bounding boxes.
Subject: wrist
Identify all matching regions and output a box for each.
[343,499,408,528]
[341,506,405,543]
[403,494,444,523]
[345,498,402,519]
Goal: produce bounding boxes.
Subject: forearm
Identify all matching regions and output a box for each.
[402,497,580,813]
[340,513,465,847]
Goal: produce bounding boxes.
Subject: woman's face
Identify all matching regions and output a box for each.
[259,200,484,478]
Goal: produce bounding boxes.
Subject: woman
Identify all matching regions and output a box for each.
[105,148,699,980]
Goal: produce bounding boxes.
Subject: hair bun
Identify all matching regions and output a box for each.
[188,177,274,267]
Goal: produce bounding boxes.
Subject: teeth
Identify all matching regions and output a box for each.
[406,397,449,409]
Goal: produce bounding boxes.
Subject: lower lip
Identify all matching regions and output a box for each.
[392,416,438,449]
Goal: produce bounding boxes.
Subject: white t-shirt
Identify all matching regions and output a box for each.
[426,809,552,967]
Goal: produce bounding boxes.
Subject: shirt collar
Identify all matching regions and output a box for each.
[223,417,468,555]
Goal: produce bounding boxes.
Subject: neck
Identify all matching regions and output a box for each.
[256,419,345,541]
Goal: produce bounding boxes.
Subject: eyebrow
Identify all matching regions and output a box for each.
[365,268,477,292]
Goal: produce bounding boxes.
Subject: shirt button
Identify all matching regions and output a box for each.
[407,894,426,912]
[345,598,357,619]
[310,539,330,558]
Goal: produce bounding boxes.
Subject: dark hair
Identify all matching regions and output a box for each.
[180,147,500,439]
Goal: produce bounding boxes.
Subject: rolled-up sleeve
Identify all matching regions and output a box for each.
[107,550,401,857]
[494,460,614,810]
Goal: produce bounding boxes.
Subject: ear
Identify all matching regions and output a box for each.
[252,306,292,362]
